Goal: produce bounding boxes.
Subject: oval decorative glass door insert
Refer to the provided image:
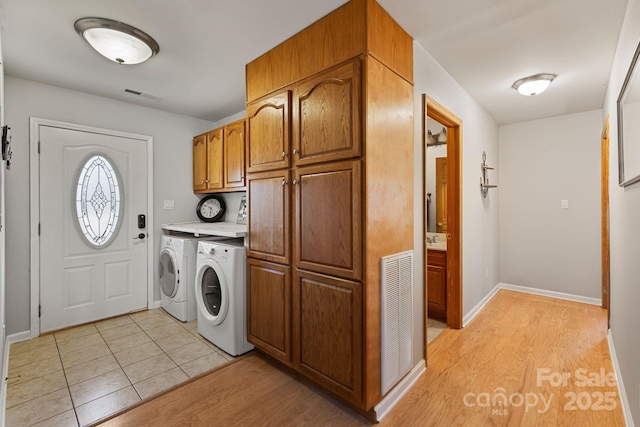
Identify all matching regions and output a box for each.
[75,154,123,247]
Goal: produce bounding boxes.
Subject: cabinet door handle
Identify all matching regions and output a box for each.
[282,179,288,186]
[282,152,287,158]
[292,179,299,185]
[293,149,299,155]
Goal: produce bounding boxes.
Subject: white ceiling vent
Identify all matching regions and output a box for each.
[122,88,161,101]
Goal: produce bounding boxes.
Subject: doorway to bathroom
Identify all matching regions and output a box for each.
[423,95,462,352]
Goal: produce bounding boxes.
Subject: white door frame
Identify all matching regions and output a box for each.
[29,117,154,338]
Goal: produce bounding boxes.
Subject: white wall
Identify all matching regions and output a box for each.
[498,110,602,298]
[603,0,640,423]
[0,33,7,427]
[4,76,219,335]
[413,42,500,361]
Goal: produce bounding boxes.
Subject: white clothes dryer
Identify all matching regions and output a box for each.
[159,235,222,322]
[195,240,253,356]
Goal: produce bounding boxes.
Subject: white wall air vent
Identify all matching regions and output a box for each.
[122,88,161,101]
[380,250,414,395]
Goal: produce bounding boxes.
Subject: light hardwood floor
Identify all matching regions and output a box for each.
[98,290,625,426]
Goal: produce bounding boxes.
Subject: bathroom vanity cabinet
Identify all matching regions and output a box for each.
[427,249,447,321]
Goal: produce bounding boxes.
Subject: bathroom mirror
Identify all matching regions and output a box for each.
[617,39,640,186]
[426,118,447,233]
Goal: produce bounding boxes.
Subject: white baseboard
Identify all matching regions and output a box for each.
[499,283,602,306]
[374,359,426,421]
[463,283,603,329]
[463,283,501,327]
[6,331,31,345]
[608,331,635,427]
[150,300,163,310]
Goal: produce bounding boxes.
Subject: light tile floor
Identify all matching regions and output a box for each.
[426,317,447,345]
[6,309,236,427]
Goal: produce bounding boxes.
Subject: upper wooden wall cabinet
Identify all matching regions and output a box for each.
[193,119,246,193]
[245,0,413,103]
[245,0,414,416]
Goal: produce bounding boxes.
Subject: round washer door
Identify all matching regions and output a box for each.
[159,248,179,298]
[195,261,229,325]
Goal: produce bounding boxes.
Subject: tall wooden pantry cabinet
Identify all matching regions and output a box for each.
[244,0,414,416]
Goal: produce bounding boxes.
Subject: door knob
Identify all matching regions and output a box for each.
[133,233,146,240]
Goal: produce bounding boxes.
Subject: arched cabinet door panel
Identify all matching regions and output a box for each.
[224,120,246,188]
[293,59,361,167]
[246,90,291,173]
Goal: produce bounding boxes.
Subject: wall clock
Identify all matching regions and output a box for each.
[196,195,226,222]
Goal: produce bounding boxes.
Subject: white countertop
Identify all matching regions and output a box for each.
[161,221,247,237]
[426,232,447,251]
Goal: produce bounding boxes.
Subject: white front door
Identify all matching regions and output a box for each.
[39,124,148,332]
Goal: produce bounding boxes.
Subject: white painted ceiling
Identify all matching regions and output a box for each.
[1,0,629,125]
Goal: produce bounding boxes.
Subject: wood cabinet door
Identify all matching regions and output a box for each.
[206,128,224,190]
[294,160,361,280]
[248,259,291,364]
[293,59,361,167]
[247,170,291,264]
[224,120,246,188]
[246,90,291,173]
[427,264,446,321]
[294,269,362,404]
[193,134,208,191]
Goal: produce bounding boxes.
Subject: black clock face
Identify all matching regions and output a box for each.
[197,195,226,222]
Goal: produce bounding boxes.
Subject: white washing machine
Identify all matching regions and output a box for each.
[159,235,221,322]
[195,240,253,356]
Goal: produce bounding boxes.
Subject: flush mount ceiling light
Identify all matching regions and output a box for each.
[512,73,557,96]
[74,17,159,65]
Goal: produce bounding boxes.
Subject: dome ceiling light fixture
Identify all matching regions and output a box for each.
[74,17,159,65]
[512,73,557,96]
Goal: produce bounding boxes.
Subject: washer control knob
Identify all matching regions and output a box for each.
[209,248,215,255]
